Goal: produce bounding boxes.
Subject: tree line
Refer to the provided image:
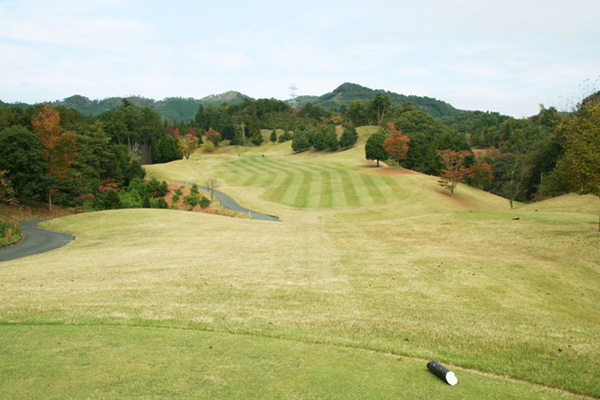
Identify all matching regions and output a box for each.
[360,94,599,217]
[1,91,598,219]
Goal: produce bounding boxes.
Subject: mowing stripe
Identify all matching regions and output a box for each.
[242,157,279,188]
[336,169,361,207]
[360,174,387,206]
[219,160,247,186]
[293,169,313,208]
[319,170,333,208]
[266,165,296,204]
[380,175,408,199]
[221,157,406,209]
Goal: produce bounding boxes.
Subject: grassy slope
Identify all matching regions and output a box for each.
[1,133,598,399]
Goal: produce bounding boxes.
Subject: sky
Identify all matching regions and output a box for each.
[1,0,599,117]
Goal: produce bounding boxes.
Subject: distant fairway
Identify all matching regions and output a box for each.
[2,139,599,399]
[218,156,400,209]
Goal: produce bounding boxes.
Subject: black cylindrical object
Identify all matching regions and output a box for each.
[427,360,458,385]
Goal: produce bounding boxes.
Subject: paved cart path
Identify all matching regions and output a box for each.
[173,181,280,222]
[0,220,75,262]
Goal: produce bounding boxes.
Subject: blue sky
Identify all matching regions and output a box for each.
[1,0,599,117]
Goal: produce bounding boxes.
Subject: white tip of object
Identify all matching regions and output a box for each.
[446,371,458,386]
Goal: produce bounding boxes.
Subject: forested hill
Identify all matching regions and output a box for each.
[49,92,252,121]
[292,83,459,118]
[2,83,459,121]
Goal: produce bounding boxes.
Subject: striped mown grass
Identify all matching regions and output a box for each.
[217,156,414,209]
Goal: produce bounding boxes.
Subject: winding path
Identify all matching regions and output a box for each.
[0,220,76,262]
[173,180,280,222]
[0,183,277,262]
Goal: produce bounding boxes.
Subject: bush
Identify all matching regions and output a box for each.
[147,177,169,198]
[199,195,211,208]
[0,220,21,245]
[278,131,292,143]
[103,189,121,210]
[155,198,169,209]
[202,141,215,153]
[183,193,200,210]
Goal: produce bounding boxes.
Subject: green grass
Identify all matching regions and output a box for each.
[1,325,579,400]
[2,139,599,399]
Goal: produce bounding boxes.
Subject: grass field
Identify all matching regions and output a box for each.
[1,135,599,399]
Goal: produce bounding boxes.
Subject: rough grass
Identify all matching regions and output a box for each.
[1,138,599,399]
[1,209,598,398]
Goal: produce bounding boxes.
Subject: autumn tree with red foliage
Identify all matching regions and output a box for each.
[469,159,494,190]
[0,170,19,207]
[437,149,471,198]
[383,122,410,168]
[32,104,77,209]
[205,128,221,145]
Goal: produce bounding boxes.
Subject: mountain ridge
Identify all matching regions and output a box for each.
[1,83,460,121]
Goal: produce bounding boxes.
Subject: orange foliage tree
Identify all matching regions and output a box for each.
[469,159,494,190]
[205,128,221,145]
[32,104,77,209]
[383,122,410,168]
[437,149,471,198]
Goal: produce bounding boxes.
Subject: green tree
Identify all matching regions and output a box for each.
[0,126,48,200]
[365,131,388,167]
[292,131,311,153]
[278,131,292,143]
[103,189,121,210]
[556,99,600,230]
[339,124,358,148]
[345,99,367,126]
[367,94,391,125]
[322,124,339,151]
[270,129,277,143]
[251,129,264,146]
[312,129,327,151]
[248,112,261,142]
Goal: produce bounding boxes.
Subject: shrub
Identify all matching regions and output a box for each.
[147,177,169,198]
[183,193,200,210]
[0,220,21,245]
[202,141,215,153]
[278,131,292,143]
[199,195,211,208]
[103,189,121,210]
[155,198,169,209]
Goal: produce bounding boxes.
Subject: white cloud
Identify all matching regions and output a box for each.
[0,0,599,116]
[0,0,155,50]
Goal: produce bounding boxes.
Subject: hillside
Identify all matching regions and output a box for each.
[292,82,459,118]
[49,92,252,121]
[523,193,599,214]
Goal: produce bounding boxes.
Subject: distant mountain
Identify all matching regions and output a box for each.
[199,91,250,107]
[48,91,254,121]
[2,83,460,121]
[290,82,459,118]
